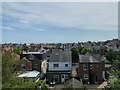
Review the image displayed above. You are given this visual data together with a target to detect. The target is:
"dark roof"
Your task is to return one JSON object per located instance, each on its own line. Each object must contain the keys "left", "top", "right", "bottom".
{"left": 20, "top": 54, "right": 43, "bottom": 60}
{"left": 79, "top": 55, "right": 101, "bottom": 63}
{"left": 49, "top": 51, "right": 71, "bottom": 62}
{"left": 64, "top": 78, "right": 83, "bottom": 89}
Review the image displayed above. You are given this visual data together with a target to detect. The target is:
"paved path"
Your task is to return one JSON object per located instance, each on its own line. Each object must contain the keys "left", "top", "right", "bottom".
{"left": 87, "top": 81, "right": 107, "bottom": 90}
{"left": 72, "top": 63, "right": 78, "bottom": 77}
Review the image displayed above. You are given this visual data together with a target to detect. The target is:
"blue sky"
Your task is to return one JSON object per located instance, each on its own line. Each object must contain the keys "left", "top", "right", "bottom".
{"left": 2, "top": 2, "right": 118, "bottom": 43}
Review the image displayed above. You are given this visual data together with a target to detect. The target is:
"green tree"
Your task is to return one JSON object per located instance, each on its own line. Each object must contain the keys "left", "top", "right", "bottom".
{"left": 13, "top": 48, "right": 20, "bottom": 54}
{"left": 78, "top": 46, "right": 92, "bottom": 55}
{"left": 106, "top": 49, "right": 117, "bottom": 63}
{"left": 71, "top": 48, "right": 79, "bottom": 63}
{"left": 105, "top": 70, "right": 120, "bottom": 89}
{"left": 2, "top": 52, "right": 49, "bottom": 89}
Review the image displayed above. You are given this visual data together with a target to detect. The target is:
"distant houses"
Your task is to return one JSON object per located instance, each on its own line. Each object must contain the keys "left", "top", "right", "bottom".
{"left": 2, "top": 39, "right": 120, "bottom": 88}
{"left": 16, "top": 48, "right": 49, "bottom": 79}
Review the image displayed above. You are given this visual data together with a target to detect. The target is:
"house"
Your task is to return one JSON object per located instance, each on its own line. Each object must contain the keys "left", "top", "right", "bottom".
{"left": 15, "top": 57, "right": 32, "bottom": 71}
{"left": 78, "top": 55, "right": 105, "bottom": 84}
{"left": 18, "top": 70, "right": 41, "bottom": 82}
{"left": 19, "top": 51, "right": 48, "bottom": 77}
{"left": 46, "top": 51, "right": 72, "bottom": 84}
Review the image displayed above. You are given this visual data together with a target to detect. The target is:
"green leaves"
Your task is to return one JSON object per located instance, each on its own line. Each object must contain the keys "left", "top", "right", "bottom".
{"left": 106, "top": 49, "right": 117, "bottom": 63}
{"left": 13, "top": 48, "right": 20, "bottom": 55}
{"left": 71, "top": 46, "right": 92, "bottom": 62}
{"left": 71, "top": 48, "right": 79, "bottom": 63}
{"left": 2, "top": 52, "right": 49, "bottom": 89}
{"left": 105, "top": 70, "right": 120, "bottom": 89}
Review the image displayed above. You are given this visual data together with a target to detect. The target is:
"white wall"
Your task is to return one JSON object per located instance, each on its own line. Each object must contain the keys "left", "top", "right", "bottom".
{"left": 41, "top": 60, "right": 47, "bottom": 74}
{"left": 48, "top": 62, "right": 71, "bottom": 71}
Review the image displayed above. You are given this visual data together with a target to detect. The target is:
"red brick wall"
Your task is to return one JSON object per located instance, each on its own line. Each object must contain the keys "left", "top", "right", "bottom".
{"left": 78, "top": 62, "right": 104, "bottom": 84}
{"left": 16, "top": 62, "right": 32, "bottom": 71}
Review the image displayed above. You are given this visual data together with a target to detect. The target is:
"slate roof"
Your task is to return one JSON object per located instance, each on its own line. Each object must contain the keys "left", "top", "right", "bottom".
{"left": 79, "top": 55, "right": 101, "bottom": 63}
{"left": 49, "top": 51, "right": 71, "bottom": 62}
{"left": 20, "top": 53, "right": 43, "bottom": 60}
{"left": 64, "top": 78, "right": 84, "bottom": 89}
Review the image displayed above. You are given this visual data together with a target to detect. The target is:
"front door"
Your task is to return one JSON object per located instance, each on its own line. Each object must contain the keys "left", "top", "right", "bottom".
{"left": 61, "top": 74, "right": 65, "bottom": 83}
{"left": 95, "top": 75, "right": 98, "bottom": 83}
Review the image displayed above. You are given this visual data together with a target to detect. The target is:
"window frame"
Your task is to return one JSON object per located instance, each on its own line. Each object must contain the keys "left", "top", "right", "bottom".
{"left": 53, "top": 63, "right": 59, "bottom": 67}
{"left": 83, "top": 64, "right": 88, "bottom": 70}
{"left": 84, "top": 74, "right": 89, "bottom": 79}
{"left": 65, "top": 64, "right": 68, "bottom": 67}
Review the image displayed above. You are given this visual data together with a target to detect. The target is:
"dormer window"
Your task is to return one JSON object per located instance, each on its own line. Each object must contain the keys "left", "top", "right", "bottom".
{"left": 65, "top": 64, "right": 68, "bottom": 67}
{"left": 54, "top": 64, "right": 59, "bottom": 67}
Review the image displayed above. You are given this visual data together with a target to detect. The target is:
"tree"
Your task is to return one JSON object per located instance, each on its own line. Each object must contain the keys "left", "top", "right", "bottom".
{"left": 71, "top": 48, "right": 79, "bottom": 63}
{"left": 106, "top": 49, "right": 117, "bottom": 63}
{"left": 2, "top": 52, "right": 49, "bottom": 89}
{"left": 78, "top": 46, "right": 92, "bottom": 55}
{"left": 13, "top": 48, "right": 20, "bottom": 54}
{"left": 105, "top": 70, "right": 120, "bottom": 89}
{"left": 2, "top": 52, "right": 50, "bottom": 89}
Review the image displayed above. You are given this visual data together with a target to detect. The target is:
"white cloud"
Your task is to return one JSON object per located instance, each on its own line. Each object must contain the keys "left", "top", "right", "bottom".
{"left": 2, "top": 2, "right": 118, "bottom": 31}
{"left": 2, "top": 26, "right": 16, "bottom": 31}
{"left": 19, "top": 20, "right": 30, "bottom": 24}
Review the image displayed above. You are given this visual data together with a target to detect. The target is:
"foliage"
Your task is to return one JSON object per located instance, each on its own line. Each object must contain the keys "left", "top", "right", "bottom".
{"left": 78, "top": 46, "right": 92, "bottom": 55}
{"left": 106, "top": 49, "right": 117, "bottom": 63}
{"left": 2, "top": 52, "right": 49, "bottom": 89}
{"left": 35, "top": 80, "right": 50, "bottom": 90}
{"left": 13, "top": 48, "right": 20, "bottom": 55}
{"left": 71, "top": 48, "right": 79, "bottom": 62}
{"left": 105, "top": 70, "right": 120, "bottom": 89}
{"left": 71, "top": 46, "right": 92, "bottom": 62}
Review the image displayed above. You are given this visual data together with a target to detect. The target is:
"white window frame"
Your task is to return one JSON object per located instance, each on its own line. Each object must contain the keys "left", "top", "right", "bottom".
{"left": 21, "top": 64, "right": 25, "bottom": 70}
{"left": 83, "top": 64, "right": 88, "bottom": 70}
{"left": 84, "top": 74, "right": 89, "bottom": 79}
{"left": 90, "top": 65, "right": 93, "bottom": 69}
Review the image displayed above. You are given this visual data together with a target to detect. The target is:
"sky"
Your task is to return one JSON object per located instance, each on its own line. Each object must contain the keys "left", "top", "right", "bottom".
{"left": 2, "top": 2, "right": 118, "bottom": 43}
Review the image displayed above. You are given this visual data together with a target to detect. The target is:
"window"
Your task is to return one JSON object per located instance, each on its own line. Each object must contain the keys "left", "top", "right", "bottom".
{"left": 84, "top": 74, "right": 88, "bottom": 79}
{"left": 54, "top": 75, "right": 59, "bottom": 83}
{"left": 65, "top": 75, "right": 68, "bottom": 79}
{"left": 83, "top": 64, "right": 88, "bottom": 70}
{"left": 65, "top": 64, "right": 68, "bottom": 67}
{"left": 47, "top": 63, "right": 49, "bottom": 67}
{"left": 21, "top": 64, "right": 25, "bottom": 70}
{"left": 54, "top": 64, "right": 59, "bottom": 67}
{"left": 34, "top": 64, "right": 38, "bottom": 69}
{"left": 90, "top": 65, "right": 93, "bottom": 69}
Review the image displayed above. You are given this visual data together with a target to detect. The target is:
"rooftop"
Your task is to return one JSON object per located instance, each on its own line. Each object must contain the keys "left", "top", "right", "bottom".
{"left": 49, "top": 51, "right": 71, "bottom": 62}
{"left": 64, "top": 78, "right": 83, "bottom": 89}
{"left": 79, "top": 55, "right": 101, "bottom": 63}
{"left": 18, "top": 70, "right": 40, "bottom": 78}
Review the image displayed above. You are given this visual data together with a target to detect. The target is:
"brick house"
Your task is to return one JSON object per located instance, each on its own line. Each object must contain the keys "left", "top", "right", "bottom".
{"left": 15, "top": 58, "right": 32, "bottom": 71}
{"left": 18, "top": 51, "right": 48, "bottom": 75}
{"left": 78, "top": 55, "right": 105, "bottom": 84}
